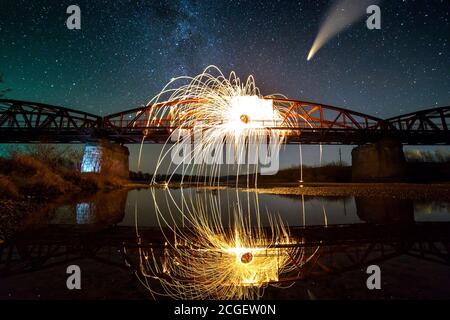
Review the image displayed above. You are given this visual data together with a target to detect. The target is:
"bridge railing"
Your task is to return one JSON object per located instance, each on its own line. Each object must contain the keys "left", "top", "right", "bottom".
{"left": 0, "top": 99, "right": 101, "bottom": 130}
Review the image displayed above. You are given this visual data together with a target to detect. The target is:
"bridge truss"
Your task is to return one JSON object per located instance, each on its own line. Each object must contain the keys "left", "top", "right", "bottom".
{"left": 0, "top": 99, "right": 101, "bottom": 143}
{"left": 1, "top": 98, "right": 449, "bottom": 145}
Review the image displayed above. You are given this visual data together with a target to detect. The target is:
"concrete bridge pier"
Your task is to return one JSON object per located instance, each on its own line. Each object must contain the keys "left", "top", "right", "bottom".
{"left": 351, "top": 139, "right": 407, "bottom": 182}
{"left": 81, "top": 139, "right": 129, "bottom": 179}
{"left": 355, "top": 197, "right": 414, "bottom": 224}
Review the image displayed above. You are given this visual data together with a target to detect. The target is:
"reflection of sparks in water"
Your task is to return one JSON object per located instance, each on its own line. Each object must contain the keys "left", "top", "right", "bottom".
{"left": 131, "top": 66, "right": 326, "bottom": 299}
{"left": 133, "top": 203, "right": 322, "bottom": 300}
{"left": 128, "top": 186, "right": 327, "bottom": 300}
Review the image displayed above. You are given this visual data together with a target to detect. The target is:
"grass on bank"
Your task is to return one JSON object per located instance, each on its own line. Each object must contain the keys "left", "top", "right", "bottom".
{"left": 0, "top": 145, "right": 125, "bottom": 201}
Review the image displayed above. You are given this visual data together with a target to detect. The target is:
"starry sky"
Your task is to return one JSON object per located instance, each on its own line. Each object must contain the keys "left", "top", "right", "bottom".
{"left": 1, "top": 0, "right": 449, "bottom": 171}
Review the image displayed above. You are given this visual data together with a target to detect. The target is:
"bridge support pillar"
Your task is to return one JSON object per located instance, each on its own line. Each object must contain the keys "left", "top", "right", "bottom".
{"left": 81, "top": 140, "right": 129, "bottom": 179}
{"left": 351, "top": 139, "right": 406, "bottom": 182}
{"left": 355, "top": 198, "right": 414, "bottom": 224}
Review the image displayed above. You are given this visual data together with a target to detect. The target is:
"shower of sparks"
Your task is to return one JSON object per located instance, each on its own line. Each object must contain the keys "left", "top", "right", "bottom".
{"left": 137, "top": 65, "right": 313, "bottom": 182}
{"left": 133, "top": 193, "right": 324, "bottom": 300}
{"left": 129, "top": 66, "right": 326, "bottom": 300}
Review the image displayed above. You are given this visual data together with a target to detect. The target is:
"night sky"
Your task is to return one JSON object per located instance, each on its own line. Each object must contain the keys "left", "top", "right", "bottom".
{"left": 1, "top": 0, "right": 449, "bottom": 171}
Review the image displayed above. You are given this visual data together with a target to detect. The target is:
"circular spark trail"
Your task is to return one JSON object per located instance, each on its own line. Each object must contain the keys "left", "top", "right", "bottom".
{"left": 129, "top": 66, "right": 327, "bottom": 300}
{"left": 136, "top": 195, "right": 323, "bottom": 300}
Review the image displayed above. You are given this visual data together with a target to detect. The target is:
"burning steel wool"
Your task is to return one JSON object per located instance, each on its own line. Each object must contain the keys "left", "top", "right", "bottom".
{"left": 139, "top": 66, "right": 300, "bottom": 181}
{"left": 128, "top": 66, "right": 326, "bottom": 300}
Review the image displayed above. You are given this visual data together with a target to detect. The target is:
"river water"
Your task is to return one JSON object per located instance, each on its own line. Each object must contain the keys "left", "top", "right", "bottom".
{"left": 28, "top": 188, "right": 450, "bottom": 227}
{"left": 1, "top": 187, "right": 450, "bottom": 299}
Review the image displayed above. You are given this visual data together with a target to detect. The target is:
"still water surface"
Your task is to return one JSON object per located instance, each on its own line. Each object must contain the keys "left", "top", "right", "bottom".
{"left": 43, "top": 188, "right": 450, "bottom": 227}
{"left": 1, "top": 187, "right": 450, "bottom": 299}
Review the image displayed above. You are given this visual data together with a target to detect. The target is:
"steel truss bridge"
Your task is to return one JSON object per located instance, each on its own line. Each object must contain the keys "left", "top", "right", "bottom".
{"left": 1, "top": 98, "right": 449, "bottom": 145}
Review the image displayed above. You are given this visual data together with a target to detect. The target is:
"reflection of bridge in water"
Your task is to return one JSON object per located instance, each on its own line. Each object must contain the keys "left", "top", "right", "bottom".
{"left": 1, "top": 222, "right": 449, "bottom": 280}
{"left": 1, "top": 190, "right": 449, "bottom": 297}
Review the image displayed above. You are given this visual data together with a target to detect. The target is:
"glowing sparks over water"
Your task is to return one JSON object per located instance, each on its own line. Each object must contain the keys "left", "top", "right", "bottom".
{"left": 142, "top": 65, "right": 300, "bottom": 182}
{"left": 130, "top": 66, "right": 326, "bottom": 300}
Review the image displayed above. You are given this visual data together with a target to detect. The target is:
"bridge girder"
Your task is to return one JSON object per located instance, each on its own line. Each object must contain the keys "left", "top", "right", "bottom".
{"left": 1, "top": 98, "right": 449, "bottom": 145}
{"left": 0, "top": 99, "right": 102, "bottom": 143}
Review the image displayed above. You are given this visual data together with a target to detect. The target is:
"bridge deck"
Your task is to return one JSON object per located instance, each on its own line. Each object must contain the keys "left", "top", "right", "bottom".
{"left": 1, "top": 99, "right": 449, "bottom": 145}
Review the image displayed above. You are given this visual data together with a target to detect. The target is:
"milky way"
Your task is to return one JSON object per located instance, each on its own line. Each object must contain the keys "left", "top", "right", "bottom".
{"left": 0, "top": 0, "right": 449, "bottom": 169}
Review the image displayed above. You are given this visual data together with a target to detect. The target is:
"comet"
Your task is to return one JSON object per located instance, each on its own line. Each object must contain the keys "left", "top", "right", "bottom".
{"left": 307, "top": 0, "right": 380, "bottom": 61}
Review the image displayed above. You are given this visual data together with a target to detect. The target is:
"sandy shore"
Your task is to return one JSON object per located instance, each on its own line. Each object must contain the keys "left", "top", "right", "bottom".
{"left": 241, "top": 183, "right": 450, "bottom": 201}
{"left": 131, "top": 181, "right": 450, "bottom": 201}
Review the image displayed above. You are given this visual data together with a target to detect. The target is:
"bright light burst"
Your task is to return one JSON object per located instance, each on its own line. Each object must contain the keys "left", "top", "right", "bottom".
{"left": 144, "top": 65, "right": 304, "bottom": 182}
{"left": 130, "top": 66, "right": 325, "bottom": 300}
{"left": 133, "top": 199, "right": 321, "bottom": 300}
{"left": 144, "top": 65, "right": 283, "bottom": 132}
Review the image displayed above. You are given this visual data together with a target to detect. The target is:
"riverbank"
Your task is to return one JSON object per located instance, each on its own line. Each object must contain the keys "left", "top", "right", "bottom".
{"left": 0, "top": 149, "right": 132, "bottom": 240}
{"left": 0, "top": 146, "right": 129, "bottom": 199}
{"left": 242, "top": 182, "right": 450, "bottom": 201}
{"left": 125, "top": 180, "right": 450, "bottom": 201}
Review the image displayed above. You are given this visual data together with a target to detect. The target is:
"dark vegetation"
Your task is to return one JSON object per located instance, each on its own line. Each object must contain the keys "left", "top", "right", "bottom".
{"left": 0, "top": 145, "right": 128, "bottom": 241}
{"left": 0, "top": 145, "right": 125, "bottom": 201}
{"left": 404, "top": 149, "right": 450, "bottom": 182}
{"left": 256, "top": 162, "right": 351, "bottom": 183}
{"left": 129, "top": 171, "right": 152, "bottom": 182}
{"left": 404, "top": 149, "right": 450, "bottom": 163}
{"left": 133, "top": 152, "right": 450, "bottom": 184}
{"left": 131, "top": 162, "right": 352, "bottom": 184}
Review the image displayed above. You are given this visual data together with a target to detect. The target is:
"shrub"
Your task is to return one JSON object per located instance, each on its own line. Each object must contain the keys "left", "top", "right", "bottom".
{"left": 0, "top": 175, "right": 19, "bottom": 199}
{"left": 0, "top": 154, "right": 71, "bottom": 197}
{"left": 0, "top": 146, "right": 125, "bottom": 199}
